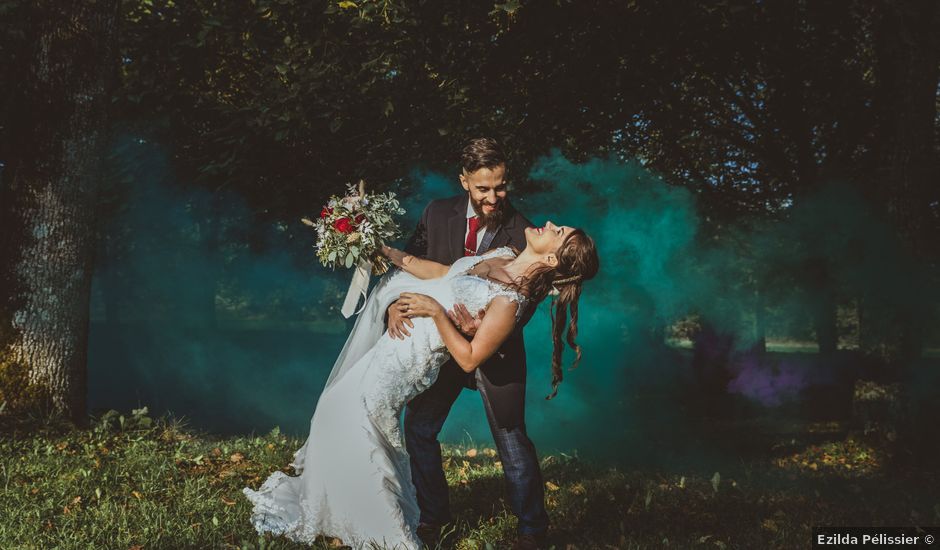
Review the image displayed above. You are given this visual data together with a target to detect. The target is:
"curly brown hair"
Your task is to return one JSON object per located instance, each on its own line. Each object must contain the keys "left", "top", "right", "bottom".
{"left": 510, "top": 229, "right": 600, "bottom": 399}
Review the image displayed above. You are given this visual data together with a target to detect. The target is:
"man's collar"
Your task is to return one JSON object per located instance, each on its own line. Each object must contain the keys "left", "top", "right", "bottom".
{"left": 465, "top": 197, "right": 476, "bottom": 219}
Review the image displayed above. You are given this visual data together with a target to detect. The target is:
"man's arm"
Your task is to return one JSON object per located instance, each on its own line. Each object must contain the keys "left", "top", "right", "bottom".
{"left": 397, "top": 292, "right": 518, "bottom": 373}
{"left": 432, "top": 296, "right": 518, "bottom": 372}
{"left": 403, "top": 202, "right": 431, "bottom": 257}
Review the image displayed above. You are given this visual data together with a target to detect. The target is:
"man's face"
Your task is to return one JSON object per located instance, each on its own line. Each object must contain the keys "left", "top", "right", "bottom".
{"left": 460, "top": 164, "right": 508, "bottom": 229}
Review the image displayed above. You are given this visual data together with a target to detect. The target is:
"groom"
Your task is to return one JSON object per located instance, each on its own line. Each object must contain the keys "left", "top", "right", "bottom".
{"left": 388, "top": 138, "right": 549, "bottom": 549}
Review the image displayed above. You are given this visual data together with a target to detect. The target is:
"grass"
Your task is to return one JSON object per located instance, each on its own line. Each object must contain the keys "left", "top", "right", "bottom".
{"left": 1, "top": 408, "right": 938, "bottom": 550}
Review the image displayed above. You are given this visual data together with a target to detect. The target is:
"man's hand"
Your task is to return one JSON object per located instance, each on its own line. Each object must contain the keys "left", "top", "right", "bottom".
{"left": 387, "top": 300, "right": 414, "bottom": 340}
{"left": 446, "top": 303, "right": 486, "bottom": 338}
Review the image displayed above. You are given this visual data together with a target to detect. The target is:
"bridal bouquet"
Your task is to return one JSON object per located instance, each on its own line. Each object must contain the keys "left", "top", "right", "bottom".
{"left": 302, "top": 181, "right": 405, "bottom": 317}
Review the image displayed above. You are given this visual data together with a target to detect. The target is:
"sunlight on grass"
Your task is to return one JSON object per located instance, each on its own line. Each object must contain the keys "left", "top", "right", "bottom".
{"left": 1, "top": 409, "right": 937, "bottom": 549}
{"left": 773, "top": 436, "right": 886, "bottom": 477}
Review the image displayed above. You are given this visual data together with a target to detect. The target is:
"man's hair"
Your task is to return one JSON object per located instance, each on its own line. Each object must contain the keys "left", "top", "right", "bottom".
{"left": 461, "top": 138, "right": 506, "bottom": 173}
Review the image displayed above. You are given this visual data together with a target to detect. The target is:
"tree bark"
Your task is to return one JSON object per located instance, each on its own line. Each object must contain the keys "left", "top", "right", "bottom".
{"left": 873, "top": 0, "right": 939, "bottom": 254}
{"left": 0, "top": 0, "right": 118, "bottom": 422}
{"left": 865, "top": 0, "right": 939, "bottom": 368}
{"left": 753, "top": 285, "right": 767, "bottom": 354}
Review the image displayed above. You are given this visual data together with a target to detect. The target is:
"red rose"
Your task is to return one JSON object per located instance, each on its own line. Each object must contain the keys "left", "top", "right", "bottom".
{"left": 320, "top": 207, "right": 333, "bottom": 219}
{"left": 354, "top": 214, "right": 366, "bottom": 225}
{"left": 332, "top": 217, "right": 353, "bottom": 234}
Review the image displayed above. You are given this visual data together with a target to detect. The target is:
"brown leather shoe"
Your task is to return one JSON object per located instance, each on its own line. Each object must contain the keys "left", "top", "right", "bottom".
{"left": 512, "top": 533, "right": 548, "bottom": 550}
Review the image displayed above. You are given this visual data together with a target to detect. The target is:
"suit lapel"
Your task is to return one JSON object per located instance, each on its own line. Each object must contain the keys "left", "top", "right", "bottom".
{"left": 478, "top": 228, "right": 499, "bottom": 254}
{"left": 479, "top": 207, "right": 518, "bottom": 253}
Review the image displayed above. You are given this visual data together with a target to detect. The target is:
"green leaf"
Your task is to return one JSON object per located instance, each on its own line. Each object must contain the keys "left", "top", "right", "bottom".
{"left": 338, "top": 1, "right": 358, "bottom": 8}
{"left": 330, "top": 117, "right": 343, "bottom": 133}
{"left": 345, "top": 253, "right": 354, "bottom": 268}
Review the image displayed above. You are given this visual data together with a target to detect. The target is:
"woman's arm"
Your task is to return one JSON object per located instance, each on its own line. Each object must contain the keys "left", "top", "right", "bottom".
{"left": 397, "top": 293, "right": 518, "bottom": 373}
{"left": 381, "top": 245, "right": 449, "bottom": 280}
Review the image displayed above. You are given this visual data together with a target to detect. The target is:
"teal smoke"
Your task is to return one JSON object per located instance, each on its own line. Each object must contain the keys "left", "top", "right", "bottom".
{"left": 89, "top": 142, "right": 938, "bottom": 469}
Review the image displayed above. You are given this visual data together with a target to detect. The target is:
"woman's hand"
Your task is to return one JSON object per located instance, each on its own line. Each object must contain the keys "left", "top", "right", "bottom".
{"left": 397, "top": 292, "right": 445, "bottom": 320}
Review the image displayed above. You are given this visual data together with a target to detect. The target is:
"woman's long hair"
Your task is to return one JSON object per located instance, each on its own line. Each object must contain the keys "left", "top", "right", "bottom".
{"left": 513, "top": 229, "right": 600, "bottom": 399}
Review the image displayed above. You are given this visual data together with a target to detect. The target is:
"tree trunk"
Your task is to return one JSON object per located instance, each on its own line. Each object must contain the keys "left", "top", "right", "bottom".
{"left": 753, "top": 286, "right": 767, "bottom": 354}
{"left": 814, "top": 294, "right": 838, "bottom": 356}
{"left": 803, "top": 257, "right": 838, "bottom": 356}
{"left": 873, "top": 0, "right": 939, "bottom": 255}
{"left": 0, "top": 1, "right": 118, "bottom": 422}
{"left": 867, "top": 0, "right": 939, "bottom": 368}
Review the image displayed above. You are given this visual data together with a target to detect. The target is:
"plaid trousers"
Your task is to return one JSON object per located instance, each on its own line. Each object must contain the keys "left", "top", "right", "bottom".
{"left": 403, "top": 367, "right": 549, "bottom": 535}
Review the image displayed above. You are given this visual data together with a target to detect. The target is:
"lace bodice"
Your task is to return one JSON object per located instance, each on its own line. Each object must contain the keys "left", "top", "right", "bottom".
{"left": 446, "top": 247, "right": 529, "bottom": 323}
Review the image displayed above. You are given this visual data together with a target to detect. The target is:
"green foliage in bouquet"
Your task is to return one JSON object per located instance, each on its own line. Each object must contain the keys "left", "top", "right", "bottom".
{"left": 303, "top": 182, "right": 405, "bottom": 273}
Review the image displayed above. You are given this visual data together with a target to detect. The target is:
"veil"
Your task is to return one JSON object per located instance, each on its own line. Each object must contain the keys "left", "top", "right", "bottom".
{"left": 321, "top": 267, "right": 422, "bottom": 391}
{"left": 289, "top": 267, "right": 423, "bottom": 474}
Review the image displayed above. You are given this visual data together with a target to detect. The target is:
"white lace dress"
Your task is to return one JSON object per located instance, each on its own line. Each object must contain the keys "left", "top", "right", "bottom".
{"left": 243, "top": 247, "right": 527, "bottom": 549}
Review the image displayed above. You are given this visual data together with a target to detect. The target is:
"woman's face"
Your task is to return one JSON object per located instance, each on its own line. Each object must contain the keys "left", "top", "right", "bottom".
{"left": 525, "top": 221, "right": 575, "bottom": 257}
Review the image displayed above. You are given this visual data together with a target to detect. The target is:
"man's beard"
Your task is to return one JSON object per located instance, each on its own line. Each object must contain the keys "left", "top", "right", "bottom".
{"left": 471, "top": 197, "right": 510, "bottom": 231}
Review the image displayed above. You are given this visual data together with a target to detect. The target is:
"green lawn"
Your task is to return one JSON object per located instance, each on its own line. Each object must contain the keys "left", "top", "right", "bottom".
{"left": 1, "top": 409, "right": 937, "bottom": 549}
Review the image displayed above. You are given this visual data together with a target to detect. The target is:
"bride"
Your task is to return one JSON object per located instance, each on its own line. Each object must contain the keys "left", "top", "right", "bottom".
{"left": 243, "top": 221, "right": 599, "bottom": 548}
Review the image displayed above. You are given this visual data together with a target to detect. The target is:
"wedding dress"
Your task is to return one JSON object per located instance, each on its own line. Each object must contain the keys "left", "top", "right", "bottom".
{"left": 243, "top": 247, "right": 527, "bottom": 549}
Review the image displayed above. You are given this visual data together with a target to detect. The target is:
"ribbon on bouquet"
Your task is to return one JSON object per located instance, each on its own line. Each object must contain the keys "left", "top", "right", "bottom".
{"left": 340, "top": 258, "right": 372, "bottom": 318}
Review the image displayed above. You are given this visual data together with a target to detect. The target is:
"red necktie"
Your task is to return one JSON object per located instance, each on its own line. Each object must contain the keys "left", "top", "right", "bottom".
{"left": 464, "top": 216, "right": 481, "bottom": 256}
